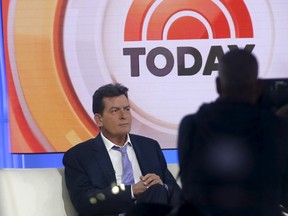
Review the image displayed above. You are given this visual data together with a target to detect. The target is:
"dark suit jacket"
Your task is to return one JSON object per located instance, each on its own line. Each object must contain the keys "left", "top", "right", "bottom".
{"left": 63, "top": 133, "right": 180, "bottom": 216}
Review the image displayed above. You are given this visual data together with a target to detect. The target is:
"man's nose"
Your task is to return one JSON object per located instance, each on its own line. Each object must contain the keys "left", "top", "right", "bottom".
{"left": 119, "top": 109, "right": 126, "bottom": 118}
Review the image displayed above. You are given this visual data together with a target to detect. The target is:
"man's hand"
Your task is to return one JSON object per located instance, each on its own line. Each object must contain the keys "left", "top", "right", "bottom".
{"left": 140, "top": 173, "right": 163, "bottom": 187}
{"left": 132, "top": 173, "right": 163, "bottom": 197}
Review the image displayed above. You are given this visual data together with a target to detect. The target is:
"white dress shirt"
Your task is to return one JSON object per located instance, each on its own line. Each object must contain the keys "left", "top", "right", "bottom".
{"left": 101, "top": 132, "right": 142, "bottom": 185}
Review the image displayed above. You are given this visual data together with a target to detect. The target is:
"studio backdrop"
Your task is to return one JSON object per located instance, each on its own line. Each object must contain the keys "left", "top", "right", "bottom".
{"left": 2, "top": 0, "right": 288, "bottom": 153}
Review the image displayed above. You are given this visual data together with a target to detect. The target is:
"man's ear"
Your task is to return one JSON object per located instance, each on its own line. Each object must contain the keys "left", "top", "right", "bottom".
{"left": 94, "top": 114, "right": 103, "bottom": 128}
{"left": 216, "top": 77, "right": 222, "bottom": 95}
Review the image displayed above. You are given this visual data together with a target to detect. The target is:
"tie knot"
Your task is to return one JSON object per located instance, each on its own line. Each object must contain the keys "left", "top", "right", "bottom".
{"left": 112, "top": 145, "right": 128, "bottom": 154}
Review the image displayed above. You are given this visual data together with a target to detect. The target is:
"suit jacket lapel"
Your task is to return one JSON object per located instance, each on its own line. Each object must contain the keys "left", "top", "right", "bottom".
{"left": 92, "top": 135, "right": 117, "bottom": 184}
{"left": 130, "top": 135, "right": 148, "bottom": 175}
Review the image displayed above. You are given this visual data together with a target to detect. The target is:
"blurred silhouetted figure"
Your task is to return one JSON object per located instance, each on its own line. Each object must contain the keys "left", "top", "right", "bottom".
{"left": 177, "top": 49, "right": 288, "bottom": 216}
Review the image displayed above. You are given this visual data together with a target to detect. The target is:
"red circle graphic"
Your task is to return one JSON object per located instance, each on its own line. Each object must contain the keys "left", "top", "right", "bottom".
{"left": 124, "top": 0, "right": 253, "bottom": 41}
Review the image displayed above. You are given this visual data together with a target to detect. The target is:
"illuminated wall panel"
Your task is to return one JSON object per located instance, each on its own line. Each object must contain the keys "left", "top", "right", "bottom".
{"left": 2, "top": 0, "right": 288, "bottom": 153}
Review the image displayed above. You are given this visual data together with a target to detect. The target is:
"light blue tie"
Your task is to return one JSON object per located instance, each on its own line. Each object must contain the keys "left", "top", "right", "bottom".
{"left": 113, "top": 145, "right": 135, "bottom": 185}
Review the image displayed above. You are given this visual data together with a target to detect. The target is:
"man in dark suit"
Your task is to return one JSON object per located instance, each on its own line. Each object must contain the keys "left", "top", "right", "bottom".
{"left": 63, "top": 83, "right": 181, "bottom": 216}
{"left": 177, "top": 49, "right": 288, "bottom": 216}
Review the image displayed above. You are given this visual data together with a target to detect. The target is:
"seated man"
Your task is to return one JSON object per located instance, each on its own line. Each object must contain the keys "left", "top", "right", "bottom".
{"left": 63, "top": 83, "right": 181, "bottom": 216}
{"left": 177, "top": 49, "right": 288, "bottom": 216}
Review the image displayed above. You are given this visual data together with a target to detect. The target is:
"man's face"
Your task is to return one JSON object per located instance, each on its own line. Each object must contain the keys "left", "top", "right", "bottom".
{"left": 95, "top": 95, "right": 132, "bottom": 140}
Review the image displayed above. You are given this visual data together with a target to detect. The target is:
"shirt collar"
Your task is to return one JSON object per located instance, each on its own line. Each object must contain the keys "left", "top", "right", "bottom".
{"left": 100, "top": 132, "right": 132, "bottom": 151}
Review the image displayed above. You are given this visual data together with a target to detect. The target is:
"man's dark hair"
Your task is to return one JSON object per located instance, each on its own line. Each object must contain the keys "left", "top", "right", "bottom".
{"left": 218, "top": 49, "right": 258, "bottom": 97}
{"left": 92, "top": 83, "right": 129, "bottom": 115}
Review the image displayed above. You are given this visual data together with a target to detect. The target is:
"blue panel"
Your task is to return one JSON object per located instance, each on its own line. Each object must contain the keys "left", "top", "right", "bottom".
{"left": 0, "top": 2, "right": 9, "bottom": 168}
{"left": 162, "top": 149, "right": 178, "bottom": 164}
{"left": 0, "top": 3, "right": 23, "bottom": 168}
{"left": 12, "top": 149, "right": 178, "bottom": 168}
{"left": 20, "top": 153, "right": 65, "bottom": 168}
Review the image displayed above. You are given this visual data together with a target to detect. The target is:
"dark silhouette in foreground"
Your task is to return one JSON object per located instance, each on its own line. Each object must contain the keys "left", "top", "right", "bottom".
{"left": 177, "top": 49, "right": 288, "bottom": 216}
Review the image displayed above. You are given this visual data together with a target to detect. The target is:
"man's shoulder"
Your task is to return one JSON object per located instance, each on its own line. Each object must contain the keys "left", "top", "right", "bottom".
{"left": 179, "top": 113, "right": 199, "bottom": 131}
{"left": 179, "top": 102, "right": 211, "bottom": 125}
{"left": 64, "top": 137, "right": 98, "bottom": 155}
{"left": 129, "top": 133, "right": 156, "bottom": 142}
{"left": 129, "top": 134, "right": 160, "bottom": 149}
{"left": 181, "top": 113, "right": 198, "bottom": 122}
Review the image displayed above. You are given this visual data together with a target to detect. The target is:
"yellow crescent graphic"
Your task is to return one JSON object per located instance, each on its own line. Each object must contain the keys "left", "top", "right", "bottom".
{"left": 12, "top": 0, "right": 98, "bottom": 152}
